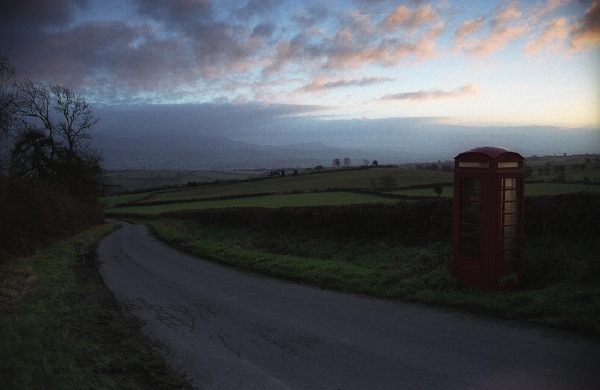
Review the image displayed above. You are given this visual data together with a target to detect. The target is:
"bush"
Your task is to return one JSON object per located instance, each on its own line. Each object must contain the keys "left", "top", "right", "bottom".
{"left": 0, "top": 178, "right": 104, "bottom": 260}
{"left": 164, "top": 198, "right": 453, "bottom": 245}
{"left": 161, "top": 192, "right": 600, "bottom": 288}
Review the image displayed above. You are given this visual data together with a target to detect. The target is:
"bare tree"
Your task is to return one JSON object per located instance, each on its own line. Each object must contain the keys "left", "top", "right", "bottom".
{"left": 343, "top": 157, "right": 351, "bottom": 168}
{"left": 0, "top": 54, "right": 16, "bottom": 172}
{"left": 0, "top": 54, "right": 15, "bottom": 139}
{"left": 11, "top": 80, "right": 101, "bottom": 197}
{"left": 14, "top": 80, "right": 98, "bottom": 164}
{"left": 363, "top": 159, "right": 369, "bottom": 167}
{"left": 332, "top": 158, "right": 341, "bottom": 168}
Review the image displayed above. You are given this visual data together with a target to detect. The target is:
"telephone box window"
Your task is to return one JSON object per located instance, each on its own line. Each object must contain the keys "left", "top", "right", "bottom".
{"left": 459, "top": 162, "right": 489, "bottom": 168}
{"left": 498, "top": 162, "right": 519, "bottom": 168}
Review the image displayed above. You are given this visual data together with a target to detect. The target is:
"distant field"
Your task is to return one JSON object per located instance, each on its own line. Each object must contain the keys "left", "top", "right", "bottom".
{"left": 100, "top": 192, "right": 151, "bottom": 208}
{"left": 142, "top": 168, "right": 453, "bottom": 203}
{"left": 105, "top": 191, "right": 399, "bottom": 214}
{"left": 102, "top": 165, "right": 600, "bottom": 215}
{"left": 101, "top": 169, "right": 264, "bottom": 192}
{"left": 526, "top": 155, "right": 600, "bottom": 182}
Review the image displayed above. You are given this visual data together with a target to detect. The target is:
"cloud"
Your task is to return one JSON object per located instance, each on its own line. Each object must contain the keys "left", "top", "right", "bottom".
{"left": 94, "top": 102, "right": 330, "bottom": 138}
{"left": 530, "top": 0, "right": 572, "bottom": 22}
{"left": 298, "top": 76, "right": 394, "bottom": 92}
{"left": 133, "top": 0, "right": 213, "bottom": 30}
{"left": 570, "top": 0, "right": 600, "bottom": 49}
{"left": 293, "top": 5, "right": 331, "bottom": 28}
{"left": 380, "top": 5, "right": 439, "bottom": 31}
{"left": 524, "top": 17, "right": 570, "bottom": 53}
{"left": 491, "top": 1, "right": 522, "bottom": 28}
{"left": 1, "top": 0, "right": 596, "bottom": 110}
{"left": 233, "top": 0, "right": 283, "bottom": 20}
{"left": 0, "top": 0, "right": 85, "bottom": 27}
{"left": 453, "top": 2, "right": 527, "bottom": 56}
{"left": 468, "top": 25, "right": 527, "bottom": 55}
{"left": 454, "top": 17, "right": 485, "bottom": 46}
{"left": 380, "top": 83, "right": 479, "bottom": 101}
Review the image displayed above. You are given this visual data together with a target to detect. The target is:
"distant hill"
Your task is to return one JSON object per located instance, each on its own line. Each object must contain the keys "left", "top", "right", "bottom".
{"left": 92, "top": 134, "right": 394, "bottom": 170}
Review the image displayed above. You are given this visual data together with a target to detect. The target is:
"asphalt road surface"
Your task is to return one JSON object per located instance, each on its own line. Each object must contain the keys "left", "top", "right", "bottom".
{"left": 97, "top": 221, "right": 600, "bottom": 390}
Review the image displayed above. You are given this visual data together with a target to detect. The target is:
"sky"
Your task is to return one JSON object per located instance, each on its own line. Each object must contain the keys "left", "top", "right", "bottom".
{"left": 1, "top": 0, "right": 599, "bottom": 162}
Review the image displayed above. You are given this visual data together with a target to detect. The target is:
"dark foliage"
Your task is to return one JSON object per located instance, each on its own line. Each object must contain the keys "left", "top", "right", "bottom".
{"left": 160, "top": 192, "right": 600, "bottom": 286}
{"left": 524, "top": 191, "right": 600, "bottom": 245}
{"left": 164, "top": 198, "right": 454, "bottom": 245}
{"left": 162, "top": 192, "right": 600, "bottom": 245}
{"left": 0, "top": 178, "right": 104, "bottom": 260}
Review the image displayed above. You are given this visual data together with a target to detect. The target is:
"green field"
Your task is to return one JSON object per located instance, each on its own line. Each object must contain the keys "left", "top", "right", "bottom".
{"left": 139, "top": 168, "right": 453, "bottom": 203}
{"left": 103, "top": 166, "right": 600, "bottom": 215}
{"left": 106, "top": 191, "right": 400, "bottom": 214}
{"left": 101, "top": 168, "right": 264, "bottom": 192}
{"left": 526, "top": 155, "right": 600, "bottom": 182}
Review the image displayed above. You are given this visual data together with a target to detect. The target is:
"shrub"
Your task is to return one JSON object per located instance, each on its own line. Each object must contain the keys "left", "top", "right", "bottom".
{"left": 0, "top": 178, "right": 104, "bottom": 260}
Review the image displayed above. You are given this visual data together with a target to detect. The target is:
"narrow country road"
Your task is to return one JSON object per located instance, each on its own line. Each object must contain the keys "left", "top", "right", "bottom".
{"left": 97, "top": 221, "right": 600, "bottom": 390}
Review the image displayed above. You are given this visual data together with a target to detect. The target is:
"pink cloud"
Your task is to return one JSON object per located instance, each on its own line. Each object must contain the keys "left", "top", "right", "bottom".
{"left": 380, "top": 5, "right": 439, "bottom": 31}
{"left": 468, "top": 25, "right": 527, "bottom": 56}
{"left": 491, "top": 2, "right": 522, "bottom": 28}
{"left": 323, "top": 19, "right": 444, "bottom": 69}
{"left": 524, "top": 17, "right": 569, "bottom": 54}
{"left": 454, "top": 2, "right": 527, "bottom": 56}
{"left": 299, "top": 76, "right": 394, "bottom": 93}
{"left": 530, "top": 0, "right": 572, "bottom": 22}
{"left": 380, "top": 83, "right": 479, "bottom": 101}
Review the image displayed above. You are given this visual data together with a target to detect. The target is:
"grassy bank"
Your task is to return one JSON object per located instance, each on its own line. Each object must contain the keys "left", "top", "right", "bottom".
{"left": 143, "top": 193, "right": 600, "bottom": 334}
{"left": 149, "top": 218, "right": 599, "bottom": 333}
{"left": 0, "top": 224, "right": 191, "bottom": 390}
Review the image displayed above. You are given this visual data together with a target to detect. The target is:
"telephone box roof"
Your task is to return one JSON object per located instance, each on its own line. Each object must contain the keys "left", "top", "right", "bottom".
{"left": 455, "top": 146, "right": 522, "bottom": 160}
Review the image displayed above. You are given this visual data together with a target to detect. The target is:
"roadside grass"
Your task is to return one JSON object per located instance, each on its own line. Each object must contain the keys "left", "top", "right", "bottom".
{"left": 147, "top": 218, "right": 600, "bottom": 334}
{"left": 0, "top": 224, "right": 191, "bottom": 390}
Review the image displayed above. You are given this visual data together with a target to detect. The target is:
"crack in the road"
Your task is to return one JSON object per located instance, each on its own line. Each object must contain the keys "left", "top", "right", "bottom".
{"left": 217, "top": 332, "right": 241, "bottom": 357}
{"left": 122, "top": 297, "right": 217, "bottom": 334}
{"left": 254, "top": 324, "right": 320, "bottom": 360}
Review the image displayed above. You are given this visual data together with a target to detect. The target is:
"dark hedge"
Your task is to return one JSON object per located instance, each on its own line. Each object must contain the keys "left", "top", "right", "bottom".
{"left": 0, "top": 178, "right": 105, "bottom": 260}
{"left": 162, "top": 192, "right": 600, "bottom": 247}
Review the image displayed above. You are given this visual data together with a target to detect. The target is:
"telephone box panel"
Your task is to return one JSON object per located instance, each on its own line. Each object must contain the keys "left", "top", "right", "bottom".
{"left": 453, "top": 147, "right": 524, "bottom": 290}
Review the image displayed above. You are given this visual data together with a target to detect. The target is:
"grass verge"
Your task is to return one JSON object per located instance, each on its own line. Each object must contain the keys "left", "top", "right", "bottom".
{"left": 147, "top": 217, "right": 600, "bottom": 334}
{"left": 0, "top": 223, "right": 192, "bottom": 390}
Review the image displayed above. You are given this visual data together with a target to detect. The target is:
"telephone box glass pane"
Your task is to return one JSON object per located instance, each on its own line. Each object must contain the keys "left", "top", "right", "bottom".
{"left": 459, "top": 178, "right": 486, "bottom": 263}
{"left": 500, "top": 177, "right": 522, "bottom": 273}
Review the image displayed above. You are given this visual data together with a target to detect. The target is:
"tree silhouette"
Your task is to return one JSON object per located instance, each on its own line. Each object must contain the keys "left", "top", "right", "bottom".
{"left": 378, "top": 175, "right": 397, "bottom": 194}
{"left": 434, "top": 183, "right": 443, "bottom": 197}
{"left": 10, "top": 80, "right": 101, "bottom": 198}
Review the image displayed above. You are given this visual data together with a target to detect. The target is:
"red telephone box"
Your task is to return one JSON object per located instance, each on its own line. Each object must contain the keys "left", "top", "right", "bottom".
{"left": 453, "top": 147, "right": 524, "bottom": 290}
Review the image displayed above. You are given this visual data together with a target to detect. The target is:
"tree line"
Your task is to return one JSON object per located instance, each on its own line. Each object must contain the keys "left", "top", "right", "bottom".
{"left": 1, "top": 54, "right": 104, "bottom": 259}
